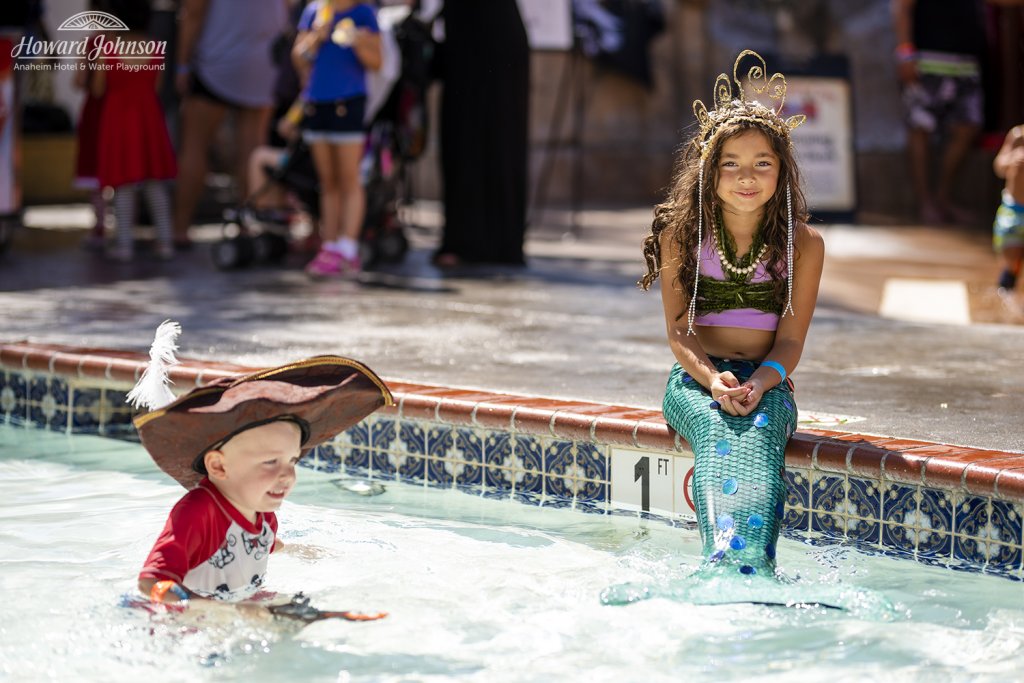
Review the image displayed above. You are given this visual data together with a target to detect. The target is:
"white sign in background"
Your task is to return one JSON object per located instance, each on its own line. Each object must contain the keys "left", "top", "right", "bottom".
{"left": 516, "top": 0, "right": 573, "bottom": 51}
{"left": 784, "top": 76, "right": 856, "bottom": 213}
{"left": 610, "top": 447, "right": 695, "bottom": 518}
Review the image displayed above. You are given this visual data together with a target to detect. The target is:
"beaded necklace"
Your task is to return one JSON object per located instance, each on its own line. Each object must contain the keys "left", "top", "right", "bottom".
{"left": 713, "top": 210, "right": 766, "bottom": 282}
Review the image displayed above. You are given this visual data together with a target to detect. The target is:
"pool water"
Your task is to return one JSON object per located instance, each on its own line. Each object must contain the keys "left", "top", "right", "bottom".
{"left": 2, "top": 425, "right": 1024, "bottom": 682}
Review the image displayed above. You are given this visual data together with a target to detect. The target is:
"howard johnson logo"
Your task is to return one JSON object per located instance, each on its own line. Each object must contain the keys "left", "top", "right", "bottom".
{"left": 11, "top": 11, "right": 166, "bottom": 71}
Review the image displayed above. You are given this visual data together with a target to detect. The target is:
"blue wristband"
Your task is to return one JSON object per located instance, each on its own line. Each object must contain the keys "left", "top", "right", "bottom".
{"left": 169, "top": 583, "right": 190, "bottom": 601}
{"left": 761, "top": 360, "right": 786, "bottom": 382}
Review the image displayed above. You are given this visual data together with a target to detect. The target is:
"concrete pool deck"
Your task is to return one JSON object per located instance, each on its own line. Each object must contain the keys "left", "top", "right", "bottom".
{"left": 0, "top": 201, "right": 1022, "bottom": 457}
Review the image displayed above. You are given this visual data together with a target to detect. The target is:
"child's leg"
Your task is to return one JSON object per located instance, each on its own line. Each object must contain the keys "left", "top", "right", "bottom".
{"left": 310, "top": 140, "right": 340, "bottom": 244}
{"left": 334, "top": 140, "right": 365, "bottom": 261}
{"left": 142, "top": 180, "right": 174, "bottom": 258}
{"left": 111, "top": 183, "right": 137, "bottom": 261}
{"left": 91, "top": 189, "right": 106, "bottom": 237}
{"left": 998, "top": 246, "right": 1023, "bottom": 291}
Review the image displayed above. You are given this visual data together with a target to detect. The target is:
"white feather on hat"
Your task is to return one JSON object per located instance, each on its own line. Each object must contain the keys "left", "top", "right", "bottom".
{"left": 126, "top": 319, "right": 181, "bottom": 411}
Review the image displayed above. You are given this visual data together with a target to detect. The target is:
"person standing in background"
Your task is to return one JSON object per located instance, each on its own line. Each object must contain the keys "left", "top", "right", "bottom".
{"left": 891, "top": 0, "right": 986, "bottom": 225}
{"left": 172, "top": 0, "right": 288, "bottom": 248}
{"left": 433, "top": 0, "right": 530, "bottom": 268}
{"left": 293, "top": 0, "right": 381, "bottom": 278}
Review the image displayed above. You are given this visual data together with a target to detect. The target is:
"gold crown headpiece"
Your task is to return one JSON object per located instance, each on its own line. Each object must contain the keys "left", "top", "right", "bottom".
{"left": 692, "top": 50, "right": 805, "bottom": 159}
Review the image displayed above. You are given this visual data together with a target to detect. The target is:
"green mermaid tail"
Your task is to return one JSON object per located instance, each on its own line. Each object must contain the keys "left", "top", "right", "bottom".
{"left": 662, "top": 359, "right": 797, "bottom": 577}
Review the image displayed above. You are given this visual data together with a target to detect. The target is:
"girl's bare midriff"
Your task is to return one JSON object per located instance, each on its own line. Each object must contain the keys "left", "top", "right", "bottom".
{"left": 694, "top": 325, "right": 775, "bottom": 361}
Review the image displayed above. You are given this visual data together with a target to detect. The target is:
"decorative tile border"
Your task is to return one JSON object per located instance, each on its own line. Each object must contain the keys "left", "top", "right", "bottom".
{"left": 1, "top": 341, "right": 1022, "bottom": 580}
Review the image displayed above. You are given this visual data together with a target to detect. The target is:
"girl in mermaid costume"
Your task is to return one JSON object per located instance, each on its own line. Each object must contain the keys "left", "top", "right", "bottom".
{"left": 639, "top": 51, "right": 825, "bottom": 578}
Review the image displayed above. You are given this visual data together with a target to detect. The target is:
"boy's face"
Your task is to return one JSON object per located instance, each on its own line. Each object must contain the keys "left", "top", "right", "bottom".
{"left": 204, "top": 420, "right": 303, "bottom": 522}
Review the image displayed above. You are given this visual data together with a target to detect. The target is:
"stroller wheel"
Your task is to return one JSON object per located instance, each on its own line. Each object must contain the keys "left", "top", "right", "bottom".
{"left": 376, "top": 230, "right": 409, "bottom": 263}
{"left": 252, "top": 232, "right": 289, "bottom": 265}
{"left": 358, "top": 239, "right": 377, "bottom": 267}
{"left": 211, "top": 235, "right": 255, "bottom": 270}
{"left": 0, "top": 216, "right": 18, "bottom": 256}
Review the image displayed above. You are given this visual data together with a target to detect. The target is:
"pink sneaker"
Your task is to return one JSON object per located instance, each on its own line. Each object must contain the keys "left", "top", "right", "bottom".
{"left": 305, "top": 249, "right": 342, "bottom": 277}
{"left": 304, "top": 250, "right": 361, "bottom": 278}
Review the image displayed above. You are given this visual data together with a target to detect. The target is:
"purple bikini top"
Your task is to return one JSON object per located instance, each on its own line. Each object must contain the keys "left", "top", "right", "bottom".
{"left": 694, "top": 240, "right": 781, "bottom": 332}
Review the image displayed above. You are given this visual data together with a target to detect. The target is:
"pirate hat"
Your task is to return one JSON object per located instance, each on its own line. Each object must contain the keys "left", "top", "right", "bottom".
{"left": 133, "top": 356, "right": 393, "bottom": 489}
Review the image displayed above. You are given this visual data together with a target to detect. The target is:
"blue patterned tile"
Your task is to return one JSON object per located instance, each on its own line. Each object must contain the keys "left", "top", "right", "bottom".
{"left": 454, "top": 428, "right": 484, "bottom": 463}
{"left": 397, "top": 453, "right": 426, "bottom": 484}
{"left": 27, "top": 376, "right": 48, "bottom": 428}
{"left": 398, "top": 421, "right": 427, "bottom": 456}
{"left": 514, "top": 468, "right": 543, "bottom": 495}
{"left": 992, "top": 500, "right": 1024, "bottom": 547}
{"left": 846, "top": 517, "right": 880, "bottom": 544}
{"left": 847, "top": 477, "right": 881, "bottom": 521}
{"left": 910, "top": 488, "right": 953, "bottom": 560}
{"left": 514, "top": 435, "right": 543, "bottom": 472}
{"left": 919, "top": 488, "right": 954, "bottom": 535}
{"left": 313, "top": 442, "right": 341, "bottom": 473}
{"left": 371, "top": 451, "right": 397, "bottom": 480}
{"left": 484, "top": 432, "right": 513, "bottom": 468}
{"left": 425, "top": 458, "right": 454, "bottom": 487}
{"left": 29, "top": 377, "right": 69, "bottom": 432}
{"left": 881, "top": 522, "right": 917, "bottom": 554}
{"left": 544, "top": 440, "right": 575, "bottom": 477}
{"left": 371, "top": 418, "right": 397, "bottom": 452}
{"left": 454, "top": 460, "right": 483, "bottom": 487}
{"left": 483, "top": 432, "right": 513, "bottom": 490}
{"left": 344, "top": 440, "right": 372, "bottom": 473}
{"left": 811, "top": 473, "right": 846, "bottom": 513}
{"left": 955, "top": 498, "right": 1022, "bottom": 571}
{"left": 101, "top": 389, "right": 134, "bottom": 435}
{"left": 576, "top": 479, "right": 607, "bottom": 503}
{"left": 481, "top": 489, "right": 510, "bottom": 501}
{"left": 883, "top": 483, "right": 918, "bottom": 525}
{"left": 784, "top": 469, "right": 810, "bottom": 512}
{"left": 810, "top": 473, "right": 846, "bottom": 536}
{"left": 70, "top": 386, "right": 102, "bottom": 433}
{"left": 542, "top": 497, "right": 574, "bottom": 510}
{"left": 782, "top": 507, "right": 808, "bottom": 532}
{"left": 339, "top": 421, "right": 370, "bottom": 450}
{"left": 428, "top": 425, "right": 454, "bottom": 458}
{"left": 576, "top": 442, "right": 607, "bottom": 481}
{"left": 917, "top": 529, "right": 952, "bottom": 560}
{"left": 811, "top": 511, "right": 846, "bottom": 536}
{"left": 955, "top": 496, "right": 988, "bottom": 536}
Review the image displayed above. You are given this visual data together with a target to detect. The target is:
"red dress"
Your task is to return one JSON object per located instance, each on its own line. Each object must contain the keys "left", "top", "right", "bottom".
{"left": 73, "top": 34, "right": 104, "bottom": 189}
{"left": 96, "top": 57, "right": 177, "bottom": 189}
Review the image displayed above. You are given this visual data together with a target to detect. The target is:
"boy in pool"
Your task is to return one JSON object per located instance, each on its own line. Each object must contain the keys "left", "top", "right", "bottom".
{"left": 132, "top": 354, "right": 392, "bottom": 607}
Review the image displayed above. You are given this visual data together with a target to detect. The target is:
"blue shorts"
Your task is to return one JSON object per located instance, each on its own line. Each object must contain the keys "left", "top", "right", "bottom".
{"left": 301, "top": 96, "right": 366, "bottom": 145}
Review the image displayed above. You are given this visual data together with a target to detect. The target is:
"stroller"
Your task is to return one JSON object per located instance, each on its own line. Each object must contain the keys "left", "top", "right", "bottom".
{"left": 211, "top": 6, "right": 434, "bottom": 271}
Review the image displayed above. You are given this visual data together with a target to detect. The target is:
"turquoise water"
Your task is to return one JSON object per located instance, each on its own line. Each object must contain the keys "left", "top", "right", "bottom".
{"left": 1, "top": 425, "right": 1023, "bottom": 682}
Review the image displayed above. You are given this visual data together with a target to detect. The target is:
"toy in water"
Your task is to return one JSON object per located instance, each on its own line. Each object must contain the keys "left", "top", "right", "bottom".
{"left": 121, "top": 591, "right": 387, "bottom": 623}
{"left": 267, "top": 592, "right": 388, "bottom": 623}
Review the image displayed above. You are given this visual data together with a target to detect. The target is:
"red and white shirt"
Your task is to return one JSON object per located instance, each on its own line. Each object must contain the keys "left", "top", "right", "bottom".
{"left": 140, "top": 478, "right": 278, "bottom": 600}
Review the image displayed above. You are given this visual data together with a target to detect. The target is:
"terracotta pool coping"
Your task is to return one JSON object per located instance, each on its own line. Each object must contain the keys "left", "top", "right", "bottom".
{"left": 3, "top": 340, "right": 1023, "bottom": 502}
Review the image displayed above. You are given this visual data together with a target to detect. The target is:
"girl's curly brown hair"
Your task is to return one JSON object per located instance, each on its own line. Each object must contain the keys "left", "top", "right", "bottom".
{"left": 639, "top": 105, "right": 809, "bottom": 322}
